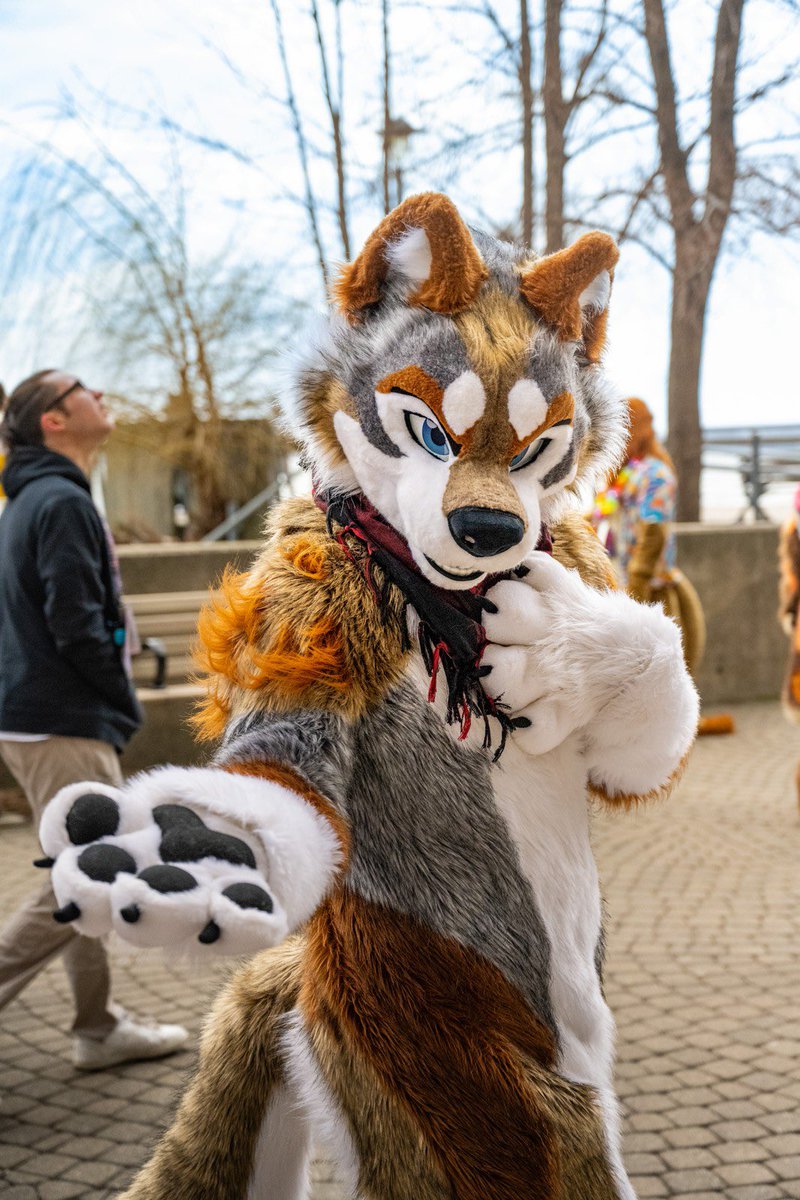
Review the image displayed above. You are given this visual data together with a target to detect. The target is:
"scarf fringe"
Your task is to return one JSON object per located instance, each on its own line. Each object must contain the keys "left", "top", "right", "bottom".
{"left": 418, "top": 624, "right": 515, "bottom": 761}
{"left": 323, "top": 493, "right": 515, "bottom": 759}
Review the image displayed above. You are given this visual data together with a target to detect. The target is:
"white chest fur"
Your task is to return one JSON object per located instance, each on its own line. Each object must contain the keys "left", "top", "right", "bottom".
{"left": 405, "top": 652, "right": 634, "bottom": 1198}
{"left": 406, "top": 651, "right": 614, "bottom": 1089}
{"left": 492, "top": 735, "right": 615, "bottom": 1088}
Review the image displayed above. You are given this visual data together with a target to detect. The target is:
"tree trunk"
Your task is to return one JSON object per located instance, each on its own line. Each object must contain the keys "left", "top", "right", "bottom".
{"left": 667, "top": 240, "right": 713, "bottom": 522}
{"left": 643, "top": 0, "right": 745, "bottom": 524}
{"left": 382, "top": 0, "right": 391, "bottom": 216}
{"left": 519, "top": 0, "right": 534, "bottom": 247}
{"left": 543, "top": 0, "right": 566, "bottom": 253}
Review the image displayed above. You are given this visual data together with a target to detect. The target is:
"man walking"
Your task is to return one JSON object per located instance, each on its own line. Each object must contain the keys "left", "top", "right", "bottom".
{"left": 0, "top": 370, "right": 188, "bottom": 1069}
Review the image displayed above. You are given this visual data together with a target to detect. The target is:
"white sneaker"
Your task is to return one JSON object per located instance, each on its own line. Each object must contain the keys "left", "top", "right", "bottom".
{"left": 72, "top": 1014, "right": 189, "bottom": 1070}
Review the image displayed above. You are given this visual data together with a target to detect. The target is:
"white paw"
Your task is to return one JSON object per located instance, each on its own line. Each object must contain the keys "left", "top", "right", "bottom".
{"left": 511, "top": 698, "right": 577, "bottom": 757}
{"left": 482, "top": 577, "right": 552, "bottom": 647}
{"left": 39, "top": 766, "right": 337, "bottom": 955}
{"left": 480, "top": 556, "right": 588, "bottom": 750}
{"left": 481, "top": 550, "right": 690, "bottom": 759}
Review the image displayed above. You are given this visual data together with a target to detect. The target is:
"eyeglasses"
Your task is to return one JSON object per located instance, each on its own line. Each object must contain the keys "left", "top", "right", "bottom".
{"left": 44, "top": 379, "right": 86, "bottom": 411}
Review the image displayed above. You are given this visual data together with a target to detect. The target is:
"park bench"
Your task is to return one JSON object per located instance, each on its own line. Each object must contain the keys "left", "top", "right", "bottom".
{"left": 129, "top": 590, "right": 210, "bottom": 689}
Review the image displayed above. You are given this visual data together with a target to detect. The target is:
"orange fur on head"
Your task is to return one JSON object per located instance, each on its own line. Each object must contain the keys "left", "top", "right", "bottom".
{"left": 519, "top": 232, "right": 618, "bottom": 360}
{"left": 333, "top": 193, "right": 487, "bottom": 322}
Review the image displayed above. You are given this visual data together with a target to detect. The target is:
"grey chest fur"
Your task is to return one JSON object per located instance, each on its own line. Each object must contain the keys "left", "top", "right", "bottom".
{"left": 346, "top": 681, "right": 558, "bottom": 1037}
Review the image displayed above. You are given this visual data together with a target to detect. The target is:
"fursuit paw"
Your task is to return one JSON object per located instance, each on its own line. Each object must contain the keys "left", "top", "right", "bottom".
{"left": 481, "top": 550, "right": 696, "bottom": 769}
{"left": 479, "top": 549, "right": 690, "bottom": 753}
{"left": 40, "top": 766, "right": 340, "bottom": 954}
{"left": 480, "top": 556, "right": 587, "bottom": 753}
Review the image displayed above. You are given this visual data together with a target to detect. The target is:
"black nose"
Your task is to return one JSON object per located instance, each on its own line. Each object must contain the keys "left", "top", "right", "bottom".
{"left": 447, "top": 507, "right": 525, "bottom": 558}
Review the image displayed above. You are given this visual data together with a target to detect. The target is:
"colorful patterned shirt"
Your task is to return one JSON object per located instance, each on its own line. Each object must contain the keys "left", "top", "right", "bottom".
{"left": 591, "top": 454, "right": 677, "bottom": 583}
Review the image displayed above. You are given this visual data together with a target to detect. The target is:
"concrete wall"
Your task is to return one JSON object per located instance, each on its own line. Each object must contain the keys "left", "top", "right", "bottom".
{"left": 2, "top": 525, "right": 788, "bottom": 797}
{"left": 102, "top": 438, "right": 173, "bottom": 540}
{"left": 124, "top": 686, "right": 208, "bottom": 773}
{"left": 129, "top": 525, "right": 782, "bottom": 706}
{"left": 675, "top": 523, "right": 785, "bottom": 706}
{"left": 118, "top": 540, "right": 261, "bottom": 595}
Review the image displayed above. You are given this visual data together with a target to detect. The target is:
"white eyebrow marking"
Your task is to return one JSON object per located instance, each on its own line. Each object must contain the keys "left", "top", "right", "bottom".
{"left": 441, "top": 371, "right": 486, "bottom": 436}
{"left": 507, "top": 379, "right": 548, "bottom": 440}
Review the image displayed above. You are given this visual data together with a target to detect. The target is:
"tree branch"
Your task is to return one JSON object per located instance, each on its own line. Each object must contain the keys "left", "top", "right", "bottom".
{"left": 641, "top": 0, "right": 696, "bottom": 231}
{"left": 311, "top": 0, "right": 351, "bottom": 257}
{"left": 704, "top": 0, "right": 745, "bottom": 242}
{"left": 267, "top": 0, "right": 329, "bottom": 290}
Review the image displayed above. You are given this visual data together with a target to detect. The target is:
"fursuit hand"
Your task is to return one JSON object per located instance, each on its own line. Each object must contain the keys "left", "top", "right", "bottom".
{"left": 38, "top": 766, "right": 339, "bottom": 955}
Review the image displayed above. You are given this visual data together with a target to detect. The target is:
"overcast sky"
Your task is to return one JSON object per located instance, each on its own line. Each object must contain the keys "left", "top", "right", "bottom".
{"left": 1, "top": 0, "right": 798, "bottom": 463}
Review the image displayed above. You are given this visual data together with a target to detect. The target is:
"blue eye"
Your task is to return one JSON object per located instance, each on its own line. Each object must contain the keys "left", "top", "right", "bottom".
{"left": 405, "top": 411, "right": 452, "bottom": 461}
{"left": 510, "top": 437, "right": 551, "bottom": 471}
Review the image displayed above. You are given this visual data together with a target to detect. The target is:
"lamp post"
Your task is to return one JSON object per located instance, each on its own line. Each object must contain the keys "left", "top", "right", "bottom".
{"left": 381, "top": 116, "right": 419, "bottom": 209}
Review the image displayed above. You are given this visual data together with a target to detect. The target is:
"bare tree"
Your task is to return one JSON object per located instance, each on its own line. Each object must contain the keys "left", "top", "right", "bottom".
{"left": 269, "top": 0, "right": 331, "bottom": 289}
{"left": 312, "top": 0, "right": 351, "bottom": 257}
{"left": 1, "top": 107, "right": 293, "bottom": 535}
{"left": 382, "top": 0, "right": 393, "bottom": 215}
{"left": 542, "top": 0, "right": 614, "bottom": 251}
{"left": 638, "top": 0, "right": 800, "bottom": 519}
{"left": 474, "top": 0, "right": 628, "bottom": 252}
{"left": 520, "top": 0, "right": 535, "bottom": 245}
{"left": 643, "top": 0, "right": 743, "bottom": 519}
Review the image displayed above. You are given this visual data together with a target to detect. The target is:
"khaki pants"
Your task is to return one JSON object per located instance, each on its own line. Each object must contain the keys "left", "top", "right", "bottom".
{"left": 0, "top": 736, "right": 122, "bottom": 1039}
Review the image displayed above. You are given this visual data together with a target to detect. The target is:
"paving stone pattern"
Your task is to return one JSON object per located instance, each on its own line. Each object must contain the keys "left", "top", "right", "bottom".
{"left": 1, "top": 701, "right": 798, "bottom": 1198}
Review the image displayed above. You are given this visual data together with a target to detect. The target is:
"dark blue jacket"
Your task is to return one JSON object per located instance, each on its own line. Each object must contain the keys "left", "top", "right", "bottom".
{"left": 0, "top": 447, "right": 142, "bottom": 750}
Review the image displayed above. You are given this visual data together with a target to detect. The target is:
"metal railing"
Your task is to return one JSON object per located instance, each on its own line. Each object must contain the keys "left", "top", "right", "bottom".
{"left": 201, "top": 474, "right": 289, "bottom": 542}
{"left": 702, "top": 425, "right": 800, "bottom": 521}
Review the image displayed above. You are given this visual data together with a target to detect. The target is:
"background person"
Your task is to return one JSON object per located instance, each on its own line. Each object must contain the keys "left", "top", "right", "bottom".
{"left": 591, "top": 397, "right": 733, "bottom": 736}
{"left": 0, "top": 370, "right": 188, "bottom": 1069}
{"left": 591, "top": 398, "right": 705, "bottom": 666}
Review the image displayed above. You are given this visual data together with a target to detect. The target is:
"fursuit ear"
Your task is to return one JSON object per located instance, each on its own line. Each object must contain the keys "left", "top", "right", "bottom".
{"left": 519, "top": 232, "right": 619, "bottom": 362}
{"left": 332, "top": 193, "right": 487, "bottom": 323}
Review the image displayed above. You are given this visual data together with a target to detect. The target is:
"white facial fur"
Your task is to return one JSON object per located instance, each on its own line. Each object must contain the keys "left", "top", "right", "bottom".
{"left": 334, "top": 385, "right": 575, "bottom": 590}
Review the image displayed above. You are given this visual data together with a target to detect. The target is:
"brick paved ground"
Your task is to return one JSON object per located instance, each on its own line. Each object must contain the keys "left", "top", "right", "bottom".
{"left": 1, "top": 700, "right": 798, "bottom": 1199}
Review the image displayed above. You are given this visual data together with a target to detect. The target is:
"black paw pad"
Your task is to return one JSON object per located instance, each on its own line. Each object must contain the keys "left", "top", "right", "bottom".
{"left": 160, "top": 827, "right": 256, "bottom": 870}
{"left": 222, "top": 882, "right": 273, "bottom": 913}
{"left": 33, "top": 856, "right": 55, "bottom": 869}
{"left": 198, "top": 920, "right": 221, "bottom": 944}
{"left": 77, "top": 844, "right": 137, "bottom": 883}
{"left": 120, "top": 903, "right": 141, "bottom": 924}
{"left": 54, "top": 902, "right": 81, "bottom": 924}
{"left": 66, "top": 793, "right": 120, "bottom": 845}
{"left": 153, "top": 805, "right": 205, "bottom": 834}
{"left": 137, "top": 865, "right": 198, "bottom": 894}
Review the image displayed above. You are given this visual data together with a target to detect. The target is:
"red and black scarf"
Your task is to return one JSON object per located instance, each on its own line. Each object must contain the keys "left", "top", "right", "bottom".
{"left": 316, "top": 489, "right": 552, "bottom": 760}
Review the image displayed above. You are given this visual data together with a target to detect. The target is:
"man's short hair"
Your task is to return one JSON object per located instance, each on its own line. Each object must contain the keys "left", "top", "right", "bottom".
{"left": 0, "top": 370, "right": 59, "bottom": 451}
